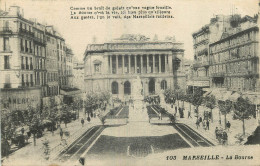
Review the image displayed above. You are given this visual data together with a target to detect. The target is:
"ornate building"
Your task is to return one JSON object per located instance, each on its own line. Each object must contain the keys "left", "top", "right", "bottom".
{"left": 84, "top": 34, "right": 185, "bottom": 101}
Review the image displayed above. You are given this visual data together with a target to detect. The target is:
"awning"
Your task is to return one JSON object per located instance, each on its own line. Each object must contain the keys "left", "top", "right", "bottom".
{"left": 242, "top": 92, "right": 260, "bottom": 105}
{"left": 210, "top": 89, "right": 225, "bottom": 100}
{"left": 228, "top": 92, "right": 241, "bottom": 102}
{"left": 222, "top": 91, "right": 233, "bottom": 101}
{"left": 203, "top": 90, "right": 212, "bottom": 97}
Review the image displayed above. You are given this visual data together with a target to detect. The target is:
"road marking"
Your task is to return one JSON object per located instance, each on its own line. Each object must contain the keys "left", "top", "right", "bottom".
{"left": 151, "top": 106, "right": 159, "bottom": 115}
{"left": 61, "top": 126, "right": 95, "bottom": 155}
{"left": 174, "top": 125, "right": 195, "bottom": 148}
{"left": 115, "top": 107, "right": 124, "bottom": 117}
{"left": 67, "top": 127, "right": 102, "bottom": 161}
{"left": 79, "top": 127, "right": 103, "bottom": 157}
{"left": 180, "top": 124, "right": 213, "bottom": 146}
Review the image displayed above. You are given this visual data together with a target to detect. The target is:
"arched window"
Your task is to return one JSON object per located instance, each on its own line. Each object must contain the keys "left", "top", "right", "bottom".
{"left": 111, "top": 81, "right": 118, "bottom": 94}
{"left": 149, "top": 79, "right": 155, "bottom": 94}
{"left": 124, "top": 81, "right": 131, "bottom": 95}
{"left": 161, "top": 80, "right": 167, "bottom": 90}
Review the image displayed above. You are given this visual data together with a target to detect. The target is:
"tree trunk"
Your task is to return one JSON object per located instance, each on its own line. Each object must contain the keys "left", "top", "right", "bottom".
{"left": 242, "top": 119, "right": 245, "bottom": 136}
{"left": 33, "top": 133, "right": 36, "bottom": 146}
{"left": 211, "top": 109, "right": 213, "bottom": 123}
{"left": 219, "top": 109, "right": 221, "bottom": 125}
{"left": 224, "top": 114, "right": 227, "bottom": 129}
{"left": 52, "top": 126, "right": 54, "bottom": 136}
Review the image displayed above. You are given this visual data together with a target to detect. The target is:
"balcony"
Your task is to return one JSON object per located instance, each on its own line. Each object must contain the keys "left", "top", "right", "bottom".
{"left": 33, "top": 37, "right": 46, "bottom": 45}
{"left": 0, "top": 27, "right": 12, "bottom": 35}
{"left": 211, "top": 72, "right": 225, "bottom": 77}
{"left": 19, "top": 28, "right": 34, "bottom": 37}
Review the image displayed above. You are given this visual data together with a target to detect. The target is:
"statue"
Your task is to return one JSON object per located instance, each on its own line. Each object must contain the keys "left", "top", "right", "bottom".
{"left": 132, "top": 76, "right": 143, "bottom": 100}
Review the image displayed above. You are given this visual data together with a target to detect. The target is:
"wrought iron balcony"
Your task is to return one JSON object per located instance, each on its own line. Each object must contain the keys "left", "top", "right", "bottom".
{"left": 0, "top": 27, "right": 12, "bottom": 34}
{"left": 19, "top": 28, "right": 34, "bottom": 37}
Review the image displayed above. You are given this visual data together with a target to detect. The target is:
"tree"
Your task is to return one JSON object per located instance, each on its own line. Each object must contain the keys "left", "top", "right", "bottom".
{"left": 27, "top": 105, "right": 43, "bottom": 146}
{"left": 191, "top": 88, "right": 204, "bottom": 118}
{"left": 233, "top": 97, "right": 255, "bottom": 135}
{"left": 203, "top": 95, "right": 216, "bottom": 122}
{"left": 1, "top": 108, "right": 15, "bottom": 156}
{"left": 164, "top": 89, "right": 176, "bottom": 105}
{"left": 218, "top": 100, "right": 232, "bottom": 127}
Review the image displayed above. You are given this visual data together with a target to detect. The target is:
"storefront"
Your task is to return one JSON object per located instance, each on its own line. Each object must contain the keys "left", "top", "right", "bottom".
{"left": 1, "top": 87, "right": 41, "bottom": 111}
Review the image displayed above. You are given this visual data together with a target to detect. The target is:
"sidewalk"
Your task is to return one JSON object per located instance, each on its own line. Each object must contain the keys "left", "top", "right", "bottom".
{"left": 162, "top": 101, "right": 258, "bottom": 146}
{"left": 2, "top": 110, "right": 107, "bottom": 166}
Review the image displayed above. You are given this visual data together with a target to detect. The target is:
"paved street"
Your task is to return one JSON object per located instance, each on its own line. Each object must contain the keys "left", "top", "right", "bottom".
{"left": 57, "top": 103, "right": 214, "bottom": 164}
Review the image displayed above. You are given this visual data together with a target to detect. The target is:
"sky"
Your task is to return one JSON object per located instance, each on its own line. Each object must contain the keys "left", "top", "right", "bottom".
{"left": 1, "top": 0, "right": 258, "bottom": 61}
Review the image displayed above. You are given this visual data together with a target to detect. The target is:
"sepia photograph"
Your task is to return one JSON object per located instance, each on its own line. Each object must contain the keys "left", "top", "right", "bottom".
{"left": 0, "top": 0, "right": 259, "bottom": 165}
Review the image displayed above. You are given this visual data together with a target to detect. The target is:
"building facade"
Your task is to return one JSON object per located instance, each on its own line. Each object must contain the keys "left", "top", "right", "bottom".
{"left": 84, "top": 35, "right": 185, "bottom": 101}
{"left": 0, "top": 6, "right": 73, "bottom": 110}
{"left": 209, "top": 18, "right": 259, "bottom": 93}
{"left": 188, "top": 15, "right": 232, "bottom": 91}
{"left": 73, "top": 58, "right": 84, "bottom": 91}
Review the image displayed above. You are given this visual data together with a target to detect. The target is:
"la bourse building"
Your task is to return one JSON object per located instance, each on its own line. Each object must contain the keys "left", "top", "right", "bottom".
{"left": 84, "top": 35, "right": 186, "bottom": 101}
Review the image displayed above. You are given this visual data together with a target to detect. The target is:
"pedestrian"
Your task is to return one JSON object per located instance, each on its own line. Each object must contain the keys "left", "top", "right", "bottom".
{"left": 81, "top": 118, "right": 85, "bottom": 127}
{"left": 222, "top": 131, "right": 228, "bottom": 145}
{"left": 215, "top": 127, "right": 218, "bottom": 139}
{"left": 175, "top": 106, "right": 177, "bottom": 114}
{"left": 188, "top": 111, "right": 192, "bottom": 118}
{"left": 226, "top": 121, "right": 231, "bottom": 131}
{"left": 203, "top": 120, "right": 206, "bottom": 131}
{"left": 196, "top": 119, "right": 200, "bottom": 129}
{"left": 21, "top": 127, "right": 25, "bottom": 135}
{"left": 60, "top": 129, "right": 63, "bottom": 140}
{"left": 206, "top": 120, "right": 210, "bottom": 130}
{"left": 199, "top": 117, "right": 202, "bottom": 125}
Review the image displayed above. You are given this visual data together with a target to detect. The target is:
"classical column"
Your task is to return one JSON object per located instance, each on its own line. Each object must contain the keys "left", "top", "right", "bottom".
{"left": 116, "top": 55, "right": 118, "bottom": 74}
{"left": 164, "top": 54, "right": 167, "bottom": 73}
{"left": 110, "top": 56, "right": 112, "bottom": 74}
{"left": 152, "top": 54, "right": 155, "bottom": 73}
{"left": 141, "top": 55, "right": 143, "bottom": 73}
{"left": 169, "top": 54, "right": 172, "bottom": 73}
{"left": 128, "top": 55, "right": 131, "bottom": 73}
{"left": 146, "top": 55, "right": 149, "bottom": 73}
{"left": 134, "top": 55, "right": 137, "bottom": 73}
{"left": 122, "top": 55, "right": 125, "bottom": 74}
{"left": 159, "top": 54, "right": 161, "bottom": 73}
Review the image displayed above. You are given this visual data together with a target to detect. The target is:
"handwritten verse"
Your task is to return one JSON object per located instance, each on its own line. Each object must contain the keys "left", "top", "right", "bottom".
{"left": 70, "top": 6, "right": 174, "bottom": 20}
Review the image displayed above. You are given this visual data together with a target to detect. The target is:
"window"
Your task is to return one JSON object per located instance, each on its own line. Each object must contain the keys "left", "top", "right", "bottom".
{"left": 21, "top": 74, "right": 25, "bottom": 86}
{"left": 111, "top": 81, "right": 118, "bottom": 94}
{"left": 94, "top": 64, "right": 101, "bottom": 73}
{"left": 21, "top": 56, "right": 24, "bottom": 69}
{"left": 3, "top": 37, "right": 10, "bottom": 51}
{"left": 20, "top": 39, "right": 24, "bottom": 51}
{"left": 4, "top": 56, "right": 10, "bottom": 69}
{"left": 4, "top": 74, "right": 11, "bottom": 88}
{"left": 124, "top": 81, "right": 131, "bottom": 95}
{"left": 30, "top": 74, "right": 33, "bottom": 86}
{"left": 161, "top": 80, "right": 167, "bottom": 90}
{"left": 25, "top": 40, "right": 28, "bottom": 52}
{"left": 30, "top": 57, "right": 33, "bottom": 69}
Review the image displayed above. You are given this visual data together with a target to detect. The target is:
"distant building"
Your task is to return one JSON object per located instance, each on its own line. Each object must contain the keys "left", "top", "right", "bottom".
{"left": 73, "top": 58, "right": 84, "bottom": 91}
{"left": 83, "top": 34, "right": 186, "bottom": 101}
